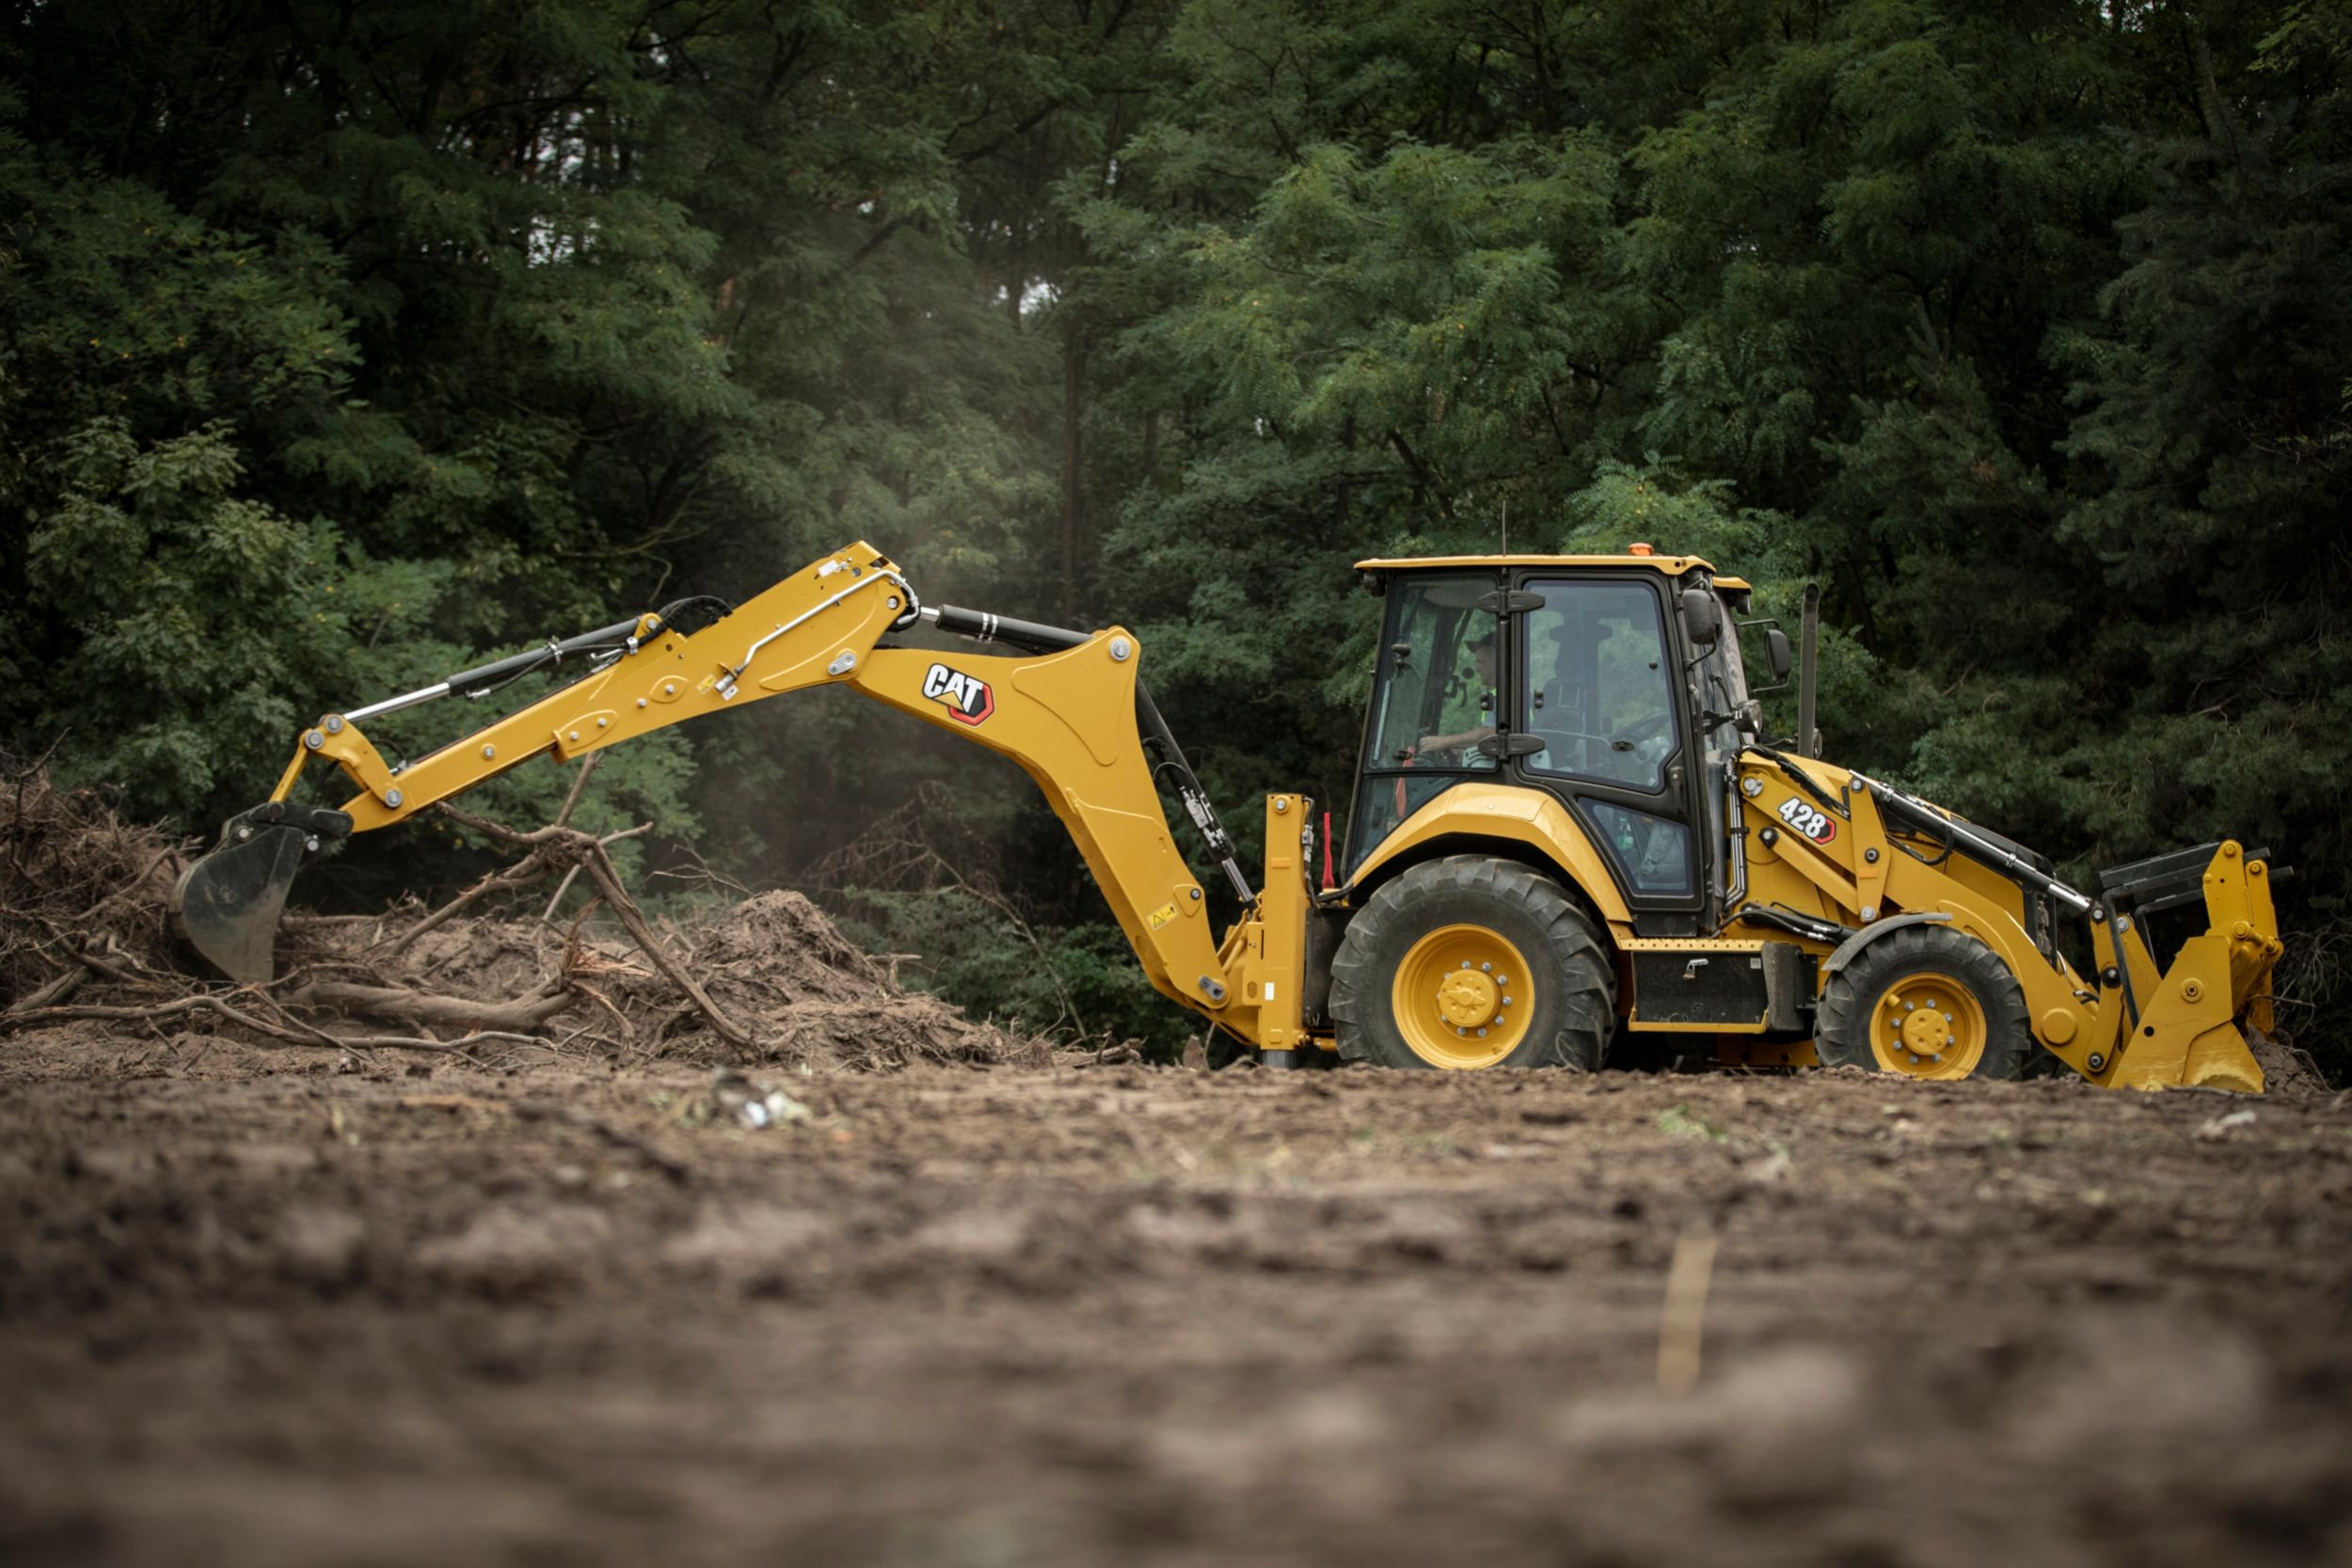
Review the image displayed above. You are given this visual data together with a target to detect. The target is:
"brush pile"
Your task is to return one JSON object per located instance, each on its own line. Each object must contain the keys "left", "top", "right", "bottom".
{"left": 0, "top": 758, "right": 1048, "bottom": 1070}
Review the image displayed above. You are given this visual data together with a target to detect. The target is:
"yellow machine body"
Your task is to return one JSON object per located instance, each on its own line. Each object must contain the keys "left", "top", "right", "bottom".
{"left": 187, "top": 540, "right": 2284, "bottom": 1093}
{"left": 1338, "top": 754, "right": 2278, "bottom": 1090}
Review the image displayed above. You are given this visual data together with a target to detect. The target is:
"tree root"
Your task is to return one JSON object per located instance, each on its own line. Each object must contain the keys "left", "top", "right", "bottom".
{"left": 1, "top": 759, "right": 756, "bottom": 1057}
{"left": 434, "top": 801, "right": 756, "bottom": 1050}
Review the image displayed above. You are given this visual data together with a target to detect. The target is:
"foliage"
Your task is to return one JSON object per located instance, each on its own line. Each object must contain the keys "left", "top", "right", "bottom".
{"left": 834, "top": 885, "right": 1178, "bottom": 1051}
{"left": 3, "top": 1, "right": 2349, "bottom": 1071}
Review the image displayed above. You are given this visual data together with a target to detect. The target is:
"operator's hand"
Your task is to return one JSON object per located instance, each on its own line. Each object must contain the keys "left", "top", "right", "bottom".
{"left": 1418, "top": 727, "right": 1493, "bottom": 756}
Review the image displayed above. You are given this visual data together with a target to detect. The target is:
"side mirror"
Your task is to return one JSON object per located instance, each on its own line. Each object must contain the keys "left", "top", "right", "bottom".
{"left": 1678, "top": 587, "right": 1722, "bottom": 648}
{"left": 1764, "top": 626, "right": 1793, "bottom": 682}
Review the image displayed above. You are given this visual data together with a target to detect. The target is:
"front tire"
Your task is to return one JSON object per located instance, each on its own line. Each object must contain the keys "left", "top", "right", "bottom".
{"left": 1328, "top": 856, "right": 1616, "bottom": 1070}
{"left": 1815, "top": 925, "right": 2029, "bottom": 1081}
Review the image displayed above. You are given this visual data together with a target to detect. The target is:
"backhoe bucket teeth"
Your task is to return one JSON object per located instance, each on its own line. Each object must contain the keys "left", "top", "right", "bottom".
{"left": 169, "top": 804, "right": 353, "bottom": 984}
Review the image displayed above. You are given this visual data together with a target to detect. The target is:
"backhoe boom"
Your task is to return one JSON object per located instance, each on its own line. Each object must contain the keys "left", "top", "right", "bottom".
{"left": 173, "top": 543, "right": 1313, "bottom": 1053}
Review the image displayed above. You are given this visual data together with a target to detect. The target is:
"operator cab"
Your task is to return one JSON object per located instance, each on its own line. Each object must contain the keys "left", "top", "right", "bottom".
{"left": 1345, "top": 552, "right": 1783, "bottom": 936}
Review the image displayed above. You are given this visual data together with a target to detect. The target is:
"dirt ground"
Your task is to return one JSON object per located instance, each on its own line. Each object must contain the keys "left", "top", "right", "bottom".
{"left": 4, "top": 1031, "right": 2348, "bottom": 1568}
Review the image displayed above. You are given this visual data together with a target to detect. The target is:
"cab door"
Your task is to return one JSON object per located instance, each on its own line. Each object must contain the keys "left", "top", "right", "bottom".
{"left": 1343, "top": 571, "right": 1503, "bottom": 877}
{"left": 1512, "top": 574, "right": 1708, "bottom": 932}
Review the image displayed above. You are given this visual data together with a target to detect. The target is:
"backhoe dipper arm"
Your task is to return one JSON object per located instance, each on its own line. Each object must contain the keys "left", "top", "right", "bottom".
{"left": 205, "top": 542, "right": 1295, "bottom": 1037}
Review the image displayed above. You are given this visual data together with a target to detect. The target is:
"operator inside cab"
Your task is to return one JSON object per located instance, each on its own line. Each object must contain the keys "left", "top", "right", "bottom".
{"left": 1416, "top": 627, "right": 1498, "bottom": 762}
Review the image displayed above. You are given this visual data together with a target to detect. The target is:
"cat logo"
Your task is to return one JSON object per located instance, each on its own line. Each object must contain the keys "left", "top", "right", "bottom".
{"left": 921, "top": 661, "right": 995, "bottom": 726}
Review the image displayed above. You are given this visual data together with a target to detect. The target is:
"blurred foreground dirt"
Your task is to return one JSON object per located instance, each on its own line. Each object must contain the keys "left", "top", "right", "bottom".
{"left": 4, "top": 1032, "right": 2349, "bottom": 1567}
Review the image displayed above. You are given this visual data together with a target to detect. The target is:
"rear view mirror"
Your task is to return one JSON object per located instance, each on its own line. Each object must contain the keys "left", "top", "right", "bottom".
{"left": 1678, "top": 588, "right": 1722, "bottom": 648}
{"left": 1764, "top": 626, "right": 1793, "bottom": 682}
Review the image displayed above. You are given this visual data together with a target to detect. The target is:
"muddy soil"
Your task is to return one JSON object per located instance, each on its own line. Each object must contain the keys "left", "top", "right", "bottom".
{"left": 1, "top": 1036, "right": 2348, "bottom": 1568}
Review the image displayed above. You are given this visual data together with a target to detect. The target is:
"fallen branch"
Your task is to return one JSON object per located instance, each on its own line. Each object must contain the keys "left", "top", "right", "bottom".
{"left": 6, "top": 967, "right": 83, "bottom": 1015}
{"left": 577, "top": 843, "right": 755, "bottom": 1049}
{"left": 2, "top": 990, "right": 322, "bottom": 1043}
{"left": 436, "top": 802, "right": 755, "bottom": 1050}
{"left": 281, "top": 977, "right": 580, "bottom": 1033}
{"left": 388, "top": 857, "right": 552, "bottom": 958}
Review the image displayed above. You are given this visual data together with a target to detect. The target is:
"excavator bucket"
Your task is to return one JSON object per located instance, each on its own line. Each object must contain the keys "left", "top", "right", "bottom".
{"left": 2100, "top": 842, "right": 2283, "bottom": 1093}
{"left": 170, "top": 803, "right": 352, "bottom": 984}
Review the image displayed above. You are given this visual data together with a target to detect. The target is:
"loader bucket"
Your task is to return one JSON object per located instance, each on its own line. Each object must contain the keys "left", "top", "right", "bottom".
{"left": 169, "top": 803, "right": 353, "bottom": 984}
{"left": 2099, "top": 842, "right": 2283, "bottom": 1094}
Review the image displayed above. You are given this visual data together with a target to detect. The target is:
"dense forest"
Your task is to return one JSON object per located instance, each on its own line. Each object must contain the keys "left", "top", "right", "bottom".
{"left": 3, "top": 0, "right": 2345, "bottom": 1058}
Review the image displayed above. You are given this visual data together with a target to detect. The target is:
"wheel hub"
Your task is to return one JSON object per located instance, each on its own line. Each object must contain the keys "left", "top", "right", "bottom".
{"left": 1438, "top": 968, "right": 1501, "bottom": 1028}
{"left": 1899, "top": 1005, "right": 1951, "bottom": 1056}
{"left": 1389, "top": 924, "right": 1531, "bottom": 1069}
{"left": 1872, "top": 974, "right": 1983, "bottom": 1077}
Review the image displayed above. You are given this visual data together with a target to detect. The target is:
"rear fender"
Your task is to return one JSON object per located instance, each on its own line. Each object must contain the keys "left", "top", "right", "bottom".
{"left": 1344, "top": 782, "right": 1634, "bottom": 939}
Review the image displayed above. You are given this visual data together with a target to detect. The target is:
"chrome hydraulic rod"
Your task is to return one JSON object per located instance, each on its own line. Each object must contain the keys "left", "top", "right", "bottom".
{"left": 1853, "top": 771, "right": 2097, "bottom": 917}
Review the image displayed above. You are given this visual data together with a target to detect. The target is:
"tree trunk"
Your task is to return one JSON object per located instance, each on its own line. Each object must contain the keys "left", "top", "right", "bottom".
{"left": 1060, "top": 316, "right": 1087, "bottom": 620}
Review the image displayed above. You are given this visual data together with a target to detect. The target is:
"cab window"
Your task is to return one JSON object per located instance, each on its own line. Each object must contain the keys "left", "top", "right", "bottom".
{"left": 1519, "top": 580, "right": 1677, "bottom": 793}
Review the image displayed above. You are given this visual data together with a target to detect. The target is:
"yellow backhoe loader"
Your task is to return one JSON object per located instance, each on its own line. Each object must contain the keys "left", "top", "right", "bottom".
{"left": 171, "top": 542, "right": 2284, "bottom": 1091}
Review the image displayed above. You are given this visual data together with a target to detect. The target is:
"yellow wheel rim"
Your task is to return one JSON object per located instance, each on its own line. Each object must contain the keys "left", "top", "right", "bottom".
{"left": 1391, "top": 923, "right": 1534, "bottom": 1069}
{"left": 1867, "top": 971, "right": 1986, "bottom": 1079}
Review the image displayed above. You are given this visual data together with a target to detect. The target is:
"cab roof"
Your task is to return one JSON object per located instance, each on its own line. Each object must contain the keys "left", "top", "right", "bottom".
{"left": 1353, "top": 553, "right": 1749, "bottom": 593}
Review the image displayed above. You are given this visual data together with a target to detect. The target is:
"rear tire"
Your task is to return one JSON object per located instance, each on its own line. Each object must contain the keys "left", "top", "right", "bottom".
{"left": 1815, "top": 926, "right": 2028, "bottom": 1082}
{"left": 1328, "top": 856, "right": 1615, "bottom": 1070}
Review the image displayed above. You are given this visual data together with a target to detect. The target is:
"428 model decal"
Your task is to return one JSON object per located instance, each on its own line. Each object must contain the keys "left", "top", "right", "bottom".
{"left": 1776, "top": 796, "right": 1837, "bottom": 845}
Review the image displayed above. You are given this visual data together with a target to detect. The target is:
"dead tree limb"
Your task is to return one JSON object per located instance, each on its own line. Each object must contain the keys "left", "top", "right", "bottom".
{"left": 281, "top": 977, "right": 580, "bottom": 1033}
{"left": 389, "top": 855, "right": 554, "bottom": 958}
{"left": 578, "top": 845, "right": 754, "bottom": 1049}
{"left": 434, "top": 802, "right": 755, "bottom": 1049}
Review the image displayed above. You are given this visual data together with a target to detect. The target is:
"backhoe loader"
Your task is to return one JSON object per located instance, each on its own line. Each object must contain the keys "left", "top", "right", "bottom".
{"left": 171, "top": 542, "right": 2284, "bottom": 1091}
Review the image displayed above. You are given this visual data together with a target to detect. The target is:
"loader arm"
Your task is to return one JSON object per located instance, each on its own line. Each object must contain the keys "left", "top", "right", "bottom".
{"left": 1731, "top": 750, "right": 2280, "bottom": 1092}
{"left": 173, "top": 543, "right": 1311, "bottom": 1051}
